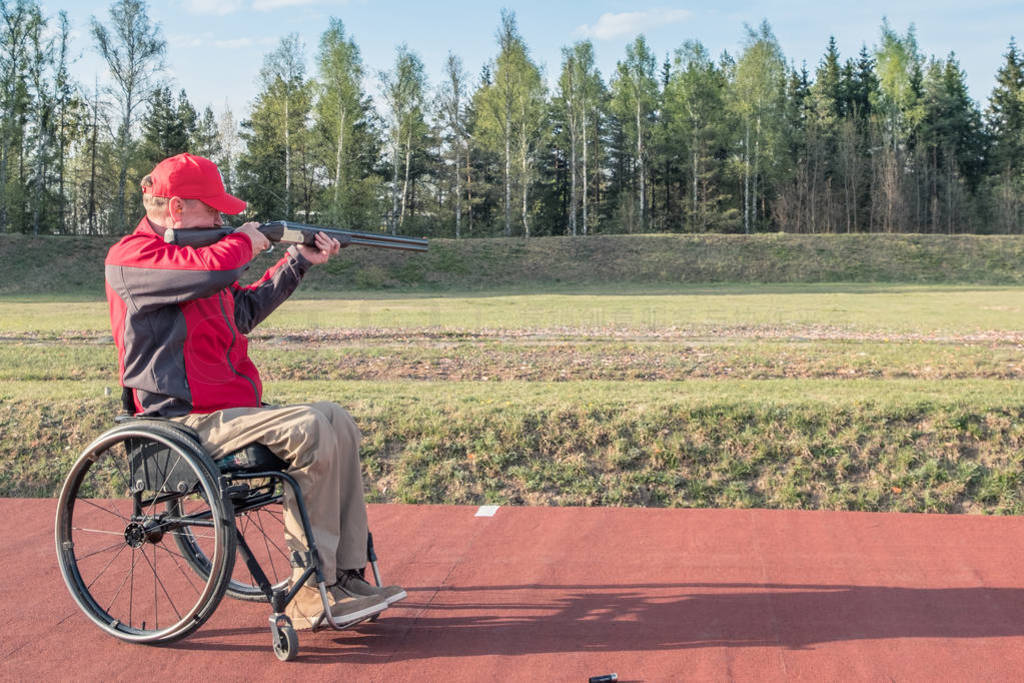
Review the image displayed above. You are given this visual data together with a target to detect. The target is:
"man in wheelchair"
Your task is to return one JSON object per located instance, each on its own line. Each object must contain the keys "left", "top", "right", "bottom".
{"left": 104, "top": 152, "right": 405, "bottom": 630}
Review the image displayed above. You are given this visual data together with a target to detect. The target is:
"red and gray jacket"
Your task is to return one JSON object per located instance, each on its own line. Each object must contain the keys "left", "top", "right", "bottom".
{"left": 106, "top": 218, "right": 311, "bottom": 417}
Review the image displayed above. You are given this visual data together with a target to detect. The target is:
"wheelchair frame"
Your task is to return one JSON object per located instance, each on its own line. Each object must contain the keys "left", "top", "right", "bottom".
{"left": 55, "top": 418, "right": 388, "bottom": 661}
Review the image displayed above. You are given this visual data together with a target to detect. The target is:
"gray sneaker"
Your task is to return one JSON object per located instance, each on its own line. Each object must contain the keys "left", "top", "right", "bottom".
{"left": 285, "top": 584, "right": 386, "bottom": 630}
{"left": 336, "top": 569, "right": 407, "bottom": 606}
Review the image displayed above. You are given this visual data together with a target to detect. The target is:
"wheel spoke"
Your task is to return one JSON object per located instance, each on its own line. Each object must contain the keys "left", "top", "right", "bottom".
{"left": 249, "top": 511, "right": 287, "bottom": 583}
{"left": 84, "top": 542, "right": 129, "bottom": 591}
{"left": 76, "top": 497, "right": 129, "bottom": 524}
{"left": 72, "top": 539, "right": 126, "bottom": 562}
{"left": 129, "top": 548, "right": 137, "bottom": 629}
{"left": 153, "top": 541, "right": 202, "bottom": 597}
{"left": 102, "top": 550, "right": 136, "bottom": 615}
{"left": 139, "top": 541, "right": 183, "bottom": 621}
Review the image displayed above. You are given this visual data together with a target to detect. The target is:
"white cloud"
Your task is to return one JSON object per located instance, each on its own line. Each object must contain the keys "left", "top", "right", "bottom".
{"left": 169, "top": 35, "right": 204, "bottom": 49}
{"left": 576, "top": 8, "right": 692, "bottom": 40}
{"left": 213, "top": 37, "right": 256, "bottom": 49}
{"left": 251, "top": 0, "right": 321, "bottom": 11}
{"left": 169, "top": 33, "right": 275, "bottom": 50}
{"left": 184, "top": 0, "right": 243, "bottom": 15}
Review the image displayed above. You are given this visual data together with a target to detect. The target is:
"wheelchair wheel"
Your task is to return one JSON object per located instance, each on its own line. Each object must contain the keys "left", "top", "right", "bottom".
{"left": 272, "top": 618, "right": 299, "bottom": 662}
{"left": 172, "top": 483, "right": 292, "bottom": 603}
{"left": 55, "top": 424, "right": 236, "bottom": 644}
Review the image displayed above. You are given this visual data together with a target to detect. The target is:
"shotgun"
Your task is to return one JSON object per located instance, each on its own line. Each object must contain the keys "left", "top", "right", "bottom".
{"left": 164, "top": 220, "right": 428, "bottom": 252}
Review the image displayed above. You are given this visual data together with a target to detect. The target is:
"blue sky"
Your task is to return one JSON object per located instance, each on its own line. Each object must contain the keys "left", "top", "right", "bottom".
{"left": 48, "top": 0, "right": 1022, "bottom": 120}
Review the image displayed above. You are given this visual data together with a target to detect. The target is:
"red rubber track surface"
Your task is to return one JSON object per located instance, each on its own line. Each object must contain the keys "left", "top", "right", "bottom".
{"left": 5, "top": 498, "right": 1024, "bottom": 681}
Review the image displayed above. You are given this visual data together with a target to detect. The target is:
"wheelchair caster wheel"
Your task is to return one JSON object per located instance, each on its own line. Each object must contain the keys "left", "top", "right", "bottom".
{"left": 272, "top": 621, "right": 298, "bottom": 661}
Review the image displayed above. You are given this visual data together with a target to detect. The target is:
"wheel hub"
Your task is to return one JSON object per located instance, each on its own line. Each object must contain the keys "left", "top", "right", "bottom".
{"left": 124, "top": 522, "right": 146, "bottom": 548}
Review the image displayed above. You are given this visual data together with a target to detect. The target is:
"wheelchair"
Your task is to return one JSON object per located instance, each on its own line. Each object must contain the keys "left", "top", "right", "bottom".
{"left": 55, "top": 416, "right": 390, "bottom": 661}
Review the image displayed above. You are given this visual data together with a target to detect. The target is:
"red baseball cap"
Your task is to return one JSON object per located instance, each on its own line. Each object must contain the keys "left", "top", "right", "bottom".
{"left": 142, "top": 153, "right": 246, "bottom": 215}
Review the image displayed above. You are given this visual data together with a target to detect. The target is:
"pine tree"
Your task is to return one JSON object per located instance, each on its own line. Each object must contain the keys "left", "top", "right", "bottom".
{"left": 139, "top": 87, "right": 184, "bottom": 168}
{"left": 986, "top": 39, "right": 1024, "bottom": 172}
{"left": 663, "top": 40, "right": 734, "bottom": 232}
{"left": 192, "top": 105, "right": 221, "bottom": 161}
{"left": 985, "top": 38, "right": 1024, "bottom": 232}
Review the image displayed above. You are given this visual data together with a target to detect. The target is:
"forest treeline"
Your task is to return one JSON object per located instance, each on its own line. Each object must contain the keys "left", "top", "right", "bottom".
{"left": 2, "top": 0, "right": 1024, "bottom": 238}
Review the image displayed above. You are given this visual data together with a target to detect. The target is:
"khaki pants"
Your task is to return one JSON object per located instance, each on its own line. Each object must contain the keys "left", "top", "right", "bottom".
{"left": 173, "top": 402, "right": 368, "bottom": 582}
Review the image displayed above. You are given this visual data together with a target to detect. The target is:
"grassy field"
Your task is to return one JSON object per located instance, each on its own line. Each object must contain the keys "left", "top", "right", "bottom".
{"left": 2, "top": 279, "right": 1024, "bottom": 513}
{"left": 4, "top": 283, "right": 1024, "bottom": 334}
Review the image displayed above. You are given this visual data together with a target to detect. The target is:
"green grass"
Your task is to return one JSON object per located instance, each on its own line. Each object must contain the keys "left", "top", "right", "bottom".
{"left": 3, "top": 276, "right": 1024, "bottom": 512}
{"left": 3, "top": 338, "right": 1024, "bottom": 382}
{"left": 5, "top": 283, "right": 1024, "bottom": 334}
{"left": 4, "top": 379, "right": 1024, "bottom": 512}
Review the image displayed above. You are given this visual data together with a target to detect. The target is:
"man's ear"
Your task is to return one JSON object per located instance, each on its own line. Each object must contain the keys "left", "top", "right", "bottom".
{"left": 168, "top": 197, "right": 185, "bottom": 226}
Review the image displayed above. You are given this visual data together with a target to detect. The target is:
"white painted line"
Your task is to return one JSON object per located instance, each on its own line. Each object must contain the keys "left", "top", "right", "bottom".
{"left": 475, "top": 505, "right": 500, "bottom": 517}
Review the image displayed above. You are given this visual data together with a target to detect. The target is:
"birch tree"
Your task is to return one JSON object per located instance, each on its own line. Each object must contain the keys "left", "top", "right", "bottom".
{"left": 439, "top": 51, "right": 468, "bottom": 237}
{"left": 25, "top": 8, "right": 51, "bottom": 235}
{"left": 555, "top": 41, "right": 601, "bottom": 235}
{"left": 216, "top": 103, "right": 240, "bottom": 194}
{"left": 665, "top": 40, "right": 732, "bottom": 231}
{"left": 257, "top": 33, "right": 306, "bottom": 219}
{"left": 514, "top": 52, "right": 545, "bottom": 237}
{"left": 872, "top": 21, "right": 923, "bottom": 231}
{"left": 474, "top": 9, "right": 544, "bottom": 236}
{"left": 91, "top": 0, "right": 164, "bottom": 232}
{"left": 238, "top": 36, "right": 312, "bottom": 220}
{"left": 610, "top": 35, "right": 658, "bottom": 232}
{"left": 50, "top": 10, "right": 75, "bottom": 234}
{"left": 380, "top": 44, "right": 428, "bottom": 232}
{"left": 315, "top": 18, "right": 369, "bottom": 226}
{"left": 731, "top": 21, "right": 787, "bottom": 233}
{"left": 0, "top": 0, "right": 38, "bottom": 232}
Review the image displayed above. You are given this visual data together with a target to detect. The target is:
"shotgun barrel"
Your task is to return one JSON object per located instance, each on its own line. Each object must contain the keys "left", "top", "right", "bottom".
{"left": 164, "top": 220, "right": 429, "bottom": 252}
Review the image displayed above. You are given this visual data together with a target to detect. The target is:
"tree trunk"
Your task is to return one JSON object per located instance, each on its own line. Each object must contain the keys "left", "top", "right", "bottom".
{"left": 636, "top": 99, "right": 645, "bottom": 232}
{"left": 581, "top": 109, "right": 588, "bottom": 236}
{"left": 504, "top": 117, "right": 511, "bottom": 236}
{"left": 521, "top": 140, "right": 530, "bottom": 237}
{"left": 569, "top": 119, "right": 577, "bottom": 236}
{"left": 88, "top": 84, "right": 98, "bottom": 234}
{"left": 400, "top": 132, "right": 411, "bottom": 226}
{"left": 284, "top": 94, "right": 291, "bottom": 219}
{"left": 743, "top": 120, "right": 750, "bottom": 234}
{"left": 454, "top": 135, "right": 462, "bottom": 239}
{"left": 391, "top": 141, "right": 400, "bottom": 234}
{"left": 333, "top": 107, "right": 346, "bottom": 209}
{"left": 465, "top": 144, "right": 473, "bottom": 236}
{"left": 692, "top": 145, "right": 698, "bottom": 230}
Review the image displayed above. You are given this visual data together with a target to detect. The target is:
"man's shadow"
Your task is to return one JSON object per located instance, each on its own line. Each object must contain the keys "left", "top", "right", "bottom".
{"left": 182, "top": 582, "right": 1024, "bottom": 663}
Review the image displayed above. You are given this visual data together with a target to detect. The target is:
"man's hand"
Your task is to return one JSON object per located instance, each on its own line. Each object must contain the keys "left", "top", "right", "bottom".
{"left": 235, "top": 222, "right": 271, "bottom": 256}
{"left": 297, "top": 232, "right": 343, "bottom": 265}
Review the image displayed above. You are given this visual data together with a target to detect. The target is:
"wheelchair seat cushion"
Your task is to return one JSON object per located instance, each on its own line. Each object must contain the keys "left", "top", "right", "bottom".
{"left": 217, "top": 443, "right": 287, "bottom": 472}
